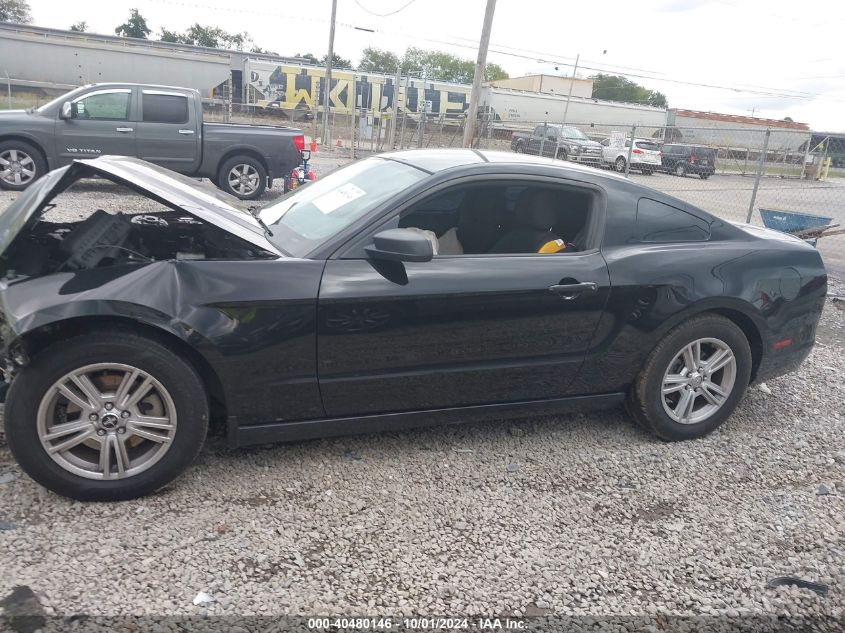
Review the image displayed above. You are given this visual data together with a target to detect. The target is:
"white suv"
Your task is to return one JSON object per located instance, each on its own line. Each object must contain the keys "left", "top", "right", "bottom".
{"left": 600, "top": 137, "right": 662, "bottom": 175}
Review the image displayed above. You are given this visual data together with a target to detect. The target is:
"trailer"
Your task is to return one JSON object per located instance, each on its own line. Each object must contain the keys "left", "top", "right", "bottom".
{"left": 243, "top": 59, "right": 472, "bottom": 119}
{"left": 480, "top": 87, "right": 668, "bottom": 134}
{"left": 0, "top": 22, "right": 233, "bottom": 99}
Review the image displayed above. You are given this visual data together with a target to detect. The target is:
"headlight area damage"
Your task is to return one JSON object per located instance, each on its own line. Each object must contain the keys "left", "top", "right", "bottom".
{"left": 0, "top": 156, "right": 283, "bottom": 393}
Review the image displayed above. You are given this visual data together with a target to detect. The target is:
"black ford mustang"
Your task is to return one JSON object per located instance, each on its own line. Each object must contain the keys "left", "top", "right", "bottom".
{"left": 0, "top": 150, "right": 827, "bottom": 500}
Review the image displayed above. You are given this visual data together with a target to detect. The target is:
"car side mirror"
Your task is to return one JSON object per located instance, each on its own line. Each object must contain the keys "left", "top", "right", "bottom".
{"left": 365, "top": 228, "right": 433, "bottom": 263}
{"left": 60, "top": 102, "right": 74, "bottom": 120}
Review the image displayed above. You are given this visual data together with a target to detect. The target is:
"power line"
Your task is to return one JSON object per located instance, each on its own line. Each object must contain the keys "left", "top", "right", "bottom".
{"left": 353, "top": 0, "right": 418, "bottom": 17}
{"left": 138, "top": 0, "right": 845, "bottom": 103}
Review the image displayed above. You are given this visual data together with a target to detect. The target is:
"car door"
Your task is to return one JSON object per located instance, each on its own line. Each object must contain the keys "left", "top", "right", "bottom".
{"left": 527, "top": 126, "right": 544, "bottom": 154}
{"left": 135, "top": 90, "right": 201, "bottom": 173}
{"left": 54, "top": 87, "right": 136, "bottom": 165}
{"left": 316, "top": 177, "right": 612, "bottom": 418}
{"left": 543, "top": 127, "right": 558, "bottom": 157}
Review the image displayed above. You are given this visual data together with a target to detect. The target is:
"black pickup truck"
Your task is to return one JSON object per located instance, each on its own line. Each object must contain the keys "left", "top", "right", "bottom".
{"left": 511, "top": 124, "right": 603, "bottom": 165}
{"left": 0, "top": 83, "right": 304, "bottom": 199}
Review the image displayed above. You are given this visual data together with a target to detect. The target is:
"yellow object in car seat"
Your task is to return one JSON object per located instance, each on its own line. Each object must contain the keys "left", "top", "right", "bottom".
{"left": 538, "top": 238, "right": 568, "bottom": 254}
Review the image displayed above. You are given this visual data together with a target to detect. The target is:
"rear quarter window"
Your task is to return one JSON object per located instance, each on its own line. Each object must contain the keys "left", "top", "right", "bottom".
{"left": 142, "top": 94, "right": 189, "bottom": 124}
{"left": 636, "top": 198, "right": 710, "bottom": 242}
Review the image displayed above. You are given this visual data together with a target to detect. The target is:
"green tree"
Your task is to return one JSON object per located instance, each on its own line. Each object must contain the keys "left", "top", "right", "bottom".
{"left": 158, "top": 24, "right": 252, "bottom": 50}
{"left": 589, "top": 73, "right": 668, "bottom": 108}
{"left": 358, "top": 47, "right": 401, "bottom": 73}
{"left": 321, "top": 53, "right": 353, "bottom": 69}
{"left": 158, "top": 28, "right": 180, "bottom": 43}
{"left": 401, "top": 47, "right": 508, "bottom": 83}
{"left": 250, "top": 44, "right": 278, "bottom": 56}
{"left": 294, "top": 52, "right": 320, "bottom": 65}
{"left": 69, "top": 21, "right": 88, "bottom": 32}
{"left": 0, "top": 0, "right": 32, "bottom": 23}
{"left": 114, "top": 8, "right": 151, "bottom": 39}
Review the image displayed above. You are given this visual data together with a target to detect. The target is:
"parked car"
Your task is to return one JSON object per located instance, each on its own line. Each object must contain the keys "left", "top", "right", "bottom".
{"left": 511, "top": 124, "right": 603, "bottom": 164}
{"left": 0, "top": 150, "right": 826, "bottom": 500}
{"left": 661, "top": 144, "right": 717, "bottom": 179}
{"left": 600, "top": 137, "right": 662, "bottom": 174}
{"left": 0, "top": 83, "right": 304, "bottom": 199}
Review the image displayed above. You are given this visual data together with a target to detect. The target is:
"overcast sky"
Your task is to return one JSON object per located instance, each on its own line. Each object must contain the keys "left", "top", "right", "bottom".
{"left": 28, "top": 0, "right": 845, "bottom": 131}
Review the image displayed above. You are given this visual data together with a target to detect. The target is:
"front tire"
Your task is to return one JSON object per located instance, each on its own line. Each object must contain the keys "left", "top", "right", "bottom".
{"left": 556, "top": 149, "right": 568, "bottom": 161}
{"left": 625, "top": 315, "right": 752, "bottom": 441}
{"left": 514, "top": 140, "right": 525, "bottom": 154}
{"left": 0, "top": 140, "right": 47, "bottom": 191}
{"left": 217, "top": 155, "right": 267, "bottom": 200}
{"left": 5, "top": 332, "right": 209, "bottom": 501}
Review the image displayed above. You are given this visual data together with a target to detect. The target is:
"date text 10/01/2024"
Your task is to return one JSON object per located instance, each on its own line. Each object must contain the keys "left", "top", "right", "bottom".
{"left": 307, "top": 617, "right": 527, "bottom": 630}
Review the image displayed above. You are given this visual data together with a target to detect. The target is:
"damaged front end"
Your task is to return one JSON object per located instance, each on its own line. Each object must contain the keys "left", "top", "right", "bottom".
{"left": 0, "top": 156, "right": 284, "bottom": 396}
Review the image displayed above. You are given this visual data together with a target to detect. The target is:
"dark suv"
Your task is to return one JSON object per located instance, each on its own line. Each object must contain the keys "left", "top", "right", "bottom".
{"left": 661, "top": 144, "right": 716, "bottom": 179}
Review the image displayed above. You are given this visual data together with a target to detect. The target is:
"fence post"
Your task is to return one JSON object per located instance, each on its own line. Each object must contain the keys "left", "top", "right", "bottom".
{"left": 539, "top": 120, "right": 548, "bottom": 157}
{"left": 746, "top": 128, "right": 771, "bottom": 223}
{"left": 624, "top": 124, "right": 636, "bottom": 177}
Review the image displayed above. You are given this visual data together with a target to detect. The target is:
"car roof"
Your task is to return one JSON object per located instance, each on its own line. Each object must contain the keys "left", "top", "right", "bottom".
{"left": 380, "top": 148, "right": 630, "bottom": 183}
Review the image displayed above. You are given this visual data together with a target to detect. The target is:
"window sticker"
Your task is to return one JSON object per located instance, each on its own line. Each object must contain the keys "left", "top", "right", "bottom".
{"left": 312, "top": 183, "right": 367, "bottom": 214}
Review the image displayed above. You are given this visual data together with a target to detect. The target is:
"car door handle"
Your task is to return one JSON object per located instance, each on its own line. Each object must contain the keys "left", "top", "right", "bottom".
{"left": 549, "top": 282, "right": 598, "bottom": 299}
{"left": 115, "top": 127, "right": 133, "bottom": 133}
{"left": 178, "top": 129, "right": 195, "bottom": 135}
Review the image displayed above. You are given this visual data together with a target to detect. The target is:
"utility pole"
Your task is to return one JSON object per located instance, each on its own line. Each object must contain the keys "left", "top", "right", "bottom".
{"left": 462, "top": 0, "right": 497, "bottom": 147}
{"left": 321, "top": 0, "right": 338, "bottom": 146}
{"left": 561, "top": 53, "right": 579, "bottom": 128}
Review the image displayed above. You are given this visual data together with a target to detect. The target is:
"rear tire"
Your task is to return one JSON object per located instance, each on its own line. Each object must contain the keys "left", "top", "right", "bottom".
{"left": 615, "top": 156, "right": 627, "bottom": 172}
{"left": 625, "top": 314, "right": 751, "bottom": 441}
{"left": 0, "top": 140, "right": 47, "bottom": 191}
{"left": 700, "top": 173, "right": 710, "bottom": 180}
{"left": 217, "top": 155, "right": 267, "bottom": 200}
{"left": 5, "top": 332, "right": 209, "bottom": 501}
{"left": 675, "top": 163, "right": 687, "bottom": 177}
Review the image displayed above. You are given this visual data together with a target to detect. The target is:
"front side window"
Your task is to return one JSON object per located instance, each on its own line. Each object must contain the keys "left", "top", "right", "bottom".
{"left": 259, "top": 158, "right": 428, "bottom": 257}
{"left": 142, "top": 94, "right": 189, "bottom": 124}
{"left": 636, "top": 198, "right": 710, "bottom": 243}
{"left": 73, "top": 91, "right": 131, "bottom": 121}
{"left": 397, "top": 182, "right": 596, "bottom": 256}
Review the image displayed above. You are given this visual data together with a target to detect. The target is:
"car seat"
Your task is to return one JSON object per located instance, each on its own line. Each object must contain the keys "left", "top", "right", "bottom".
{"left": 455, "top": 188, "right": 507, "bottom": 254}
{"left": 488, "top": 189, "right": 562, "bottom": 253}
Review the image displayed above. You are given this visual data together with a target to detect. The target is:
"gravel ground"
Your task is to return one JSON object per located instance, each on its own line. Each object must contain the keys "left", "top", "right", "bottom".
{"left": 0, "top": 159, "right": 843, "bottom": 630}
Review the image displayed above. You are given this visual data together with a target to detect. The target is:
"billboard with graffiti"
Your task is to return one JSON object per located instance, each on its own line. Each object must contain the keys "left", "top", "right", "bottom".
{"left": 244, "top": 60, "right": 471, "bottom": 119}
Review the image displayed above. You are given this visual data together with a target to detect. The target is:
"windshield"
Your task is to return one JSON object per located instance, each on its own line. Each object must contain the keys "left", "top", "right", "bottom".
{"left": 561, "top": 127, "right": 589, "bottom": 141}
{"left": 259, "top": 158, "right": 428, "bottom": 257}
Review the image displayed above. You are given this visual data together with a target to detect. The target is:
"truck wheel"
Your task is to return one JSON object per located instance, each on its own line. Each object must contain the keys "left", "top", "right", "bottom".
{"left": 625, "top": 314, "right": 751, "bottom": 441}
{"left": 0, "top": 140, "right": 47, "bottom": 191}
{"left": 4, "top": 331, "right": 209, "bottom": 501}
{"left": 218, "top": 155, "right": 267, "bottom": 200}
{"left": 615, "top": 156, "right": 627, "bottom": 172}
{"left": 514, "top": 140, "right": 525, "bottom": 153}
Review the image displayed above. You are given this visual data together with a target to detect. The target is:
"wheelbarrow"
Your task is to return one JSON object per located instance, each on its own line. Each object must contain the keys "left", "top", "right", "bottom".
{"left": 759, "top": 208, "right": 843, "bottom": 247}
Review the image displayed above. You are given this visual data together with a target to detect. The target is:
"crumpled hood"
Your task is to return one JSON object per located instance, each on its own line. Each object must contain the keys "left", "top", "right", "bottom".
{"left": 0, "top": 156, "right": 283, "bottom": 256}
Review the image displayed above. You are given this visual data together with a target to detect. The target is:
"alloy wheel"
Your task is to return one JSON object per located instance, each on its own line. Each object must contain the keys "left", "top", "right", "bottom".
{"left": 37, "top": 363, "right": 177, "bottom": 480}
{"left": 227, "top": 163, "right": 260, "bottom": 196}
{"left": 661, "top": 338, "right": 737, "bottom": 425}
{"left": 0, "top": 149, "right": 36, "bottom": 186}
